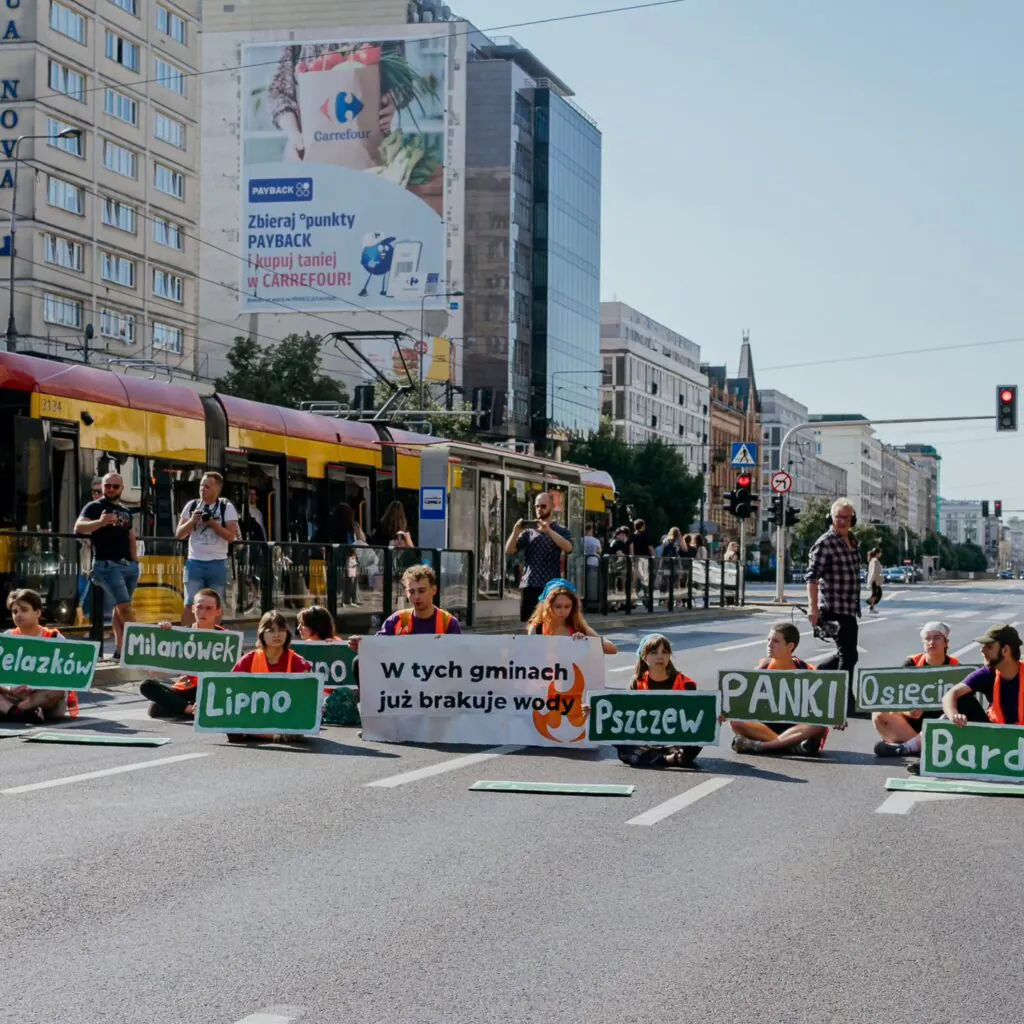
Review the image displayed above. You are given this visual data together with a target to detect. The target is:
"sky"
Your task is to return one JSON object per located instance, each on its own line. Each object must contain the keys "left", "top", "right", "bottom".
{"left": 454, "top": 0, "right": 1024, "bottom": 511}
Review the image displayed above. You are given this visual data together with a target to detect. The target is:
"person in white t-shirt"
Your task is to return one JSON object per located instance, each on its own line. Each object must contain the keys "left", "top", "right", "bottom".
{"left": 175, "top": 471, "right": 240, "bottom": 625}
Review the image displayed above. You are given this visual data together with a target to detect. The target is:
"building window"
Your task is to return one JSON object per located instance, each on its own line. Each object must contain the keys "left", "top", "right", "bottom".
{"left": 153, "top": 268, "right": 183, "bottom": 303}
{"left": 104, "top": 88, "right": 138, "bottom": 125}
{"left": 102, "top": 139, "right": 137, "bottom": 178}
{"left": 109, "top": 0, "right": 137, "bottom": 15}
{"left": 102, "top": 197, "right": 136, "bottom": 233}
{"left": 50, "top": 1, "right": 87, "bottom": 42}
{"left": 156, "top": 5, "right": 186, "bottom": 42}
{"left": 154, "top": 58, "right": 185, "bottom": 95}
{"left": 44, "top": 234, "right": 84, "bottom": 272}
{"left": 49, "top": 61, "right": 86, "bottom": 101}
{"left": 47, "top": 117, "right": 84, "bottom": 157}
{"left": 153, "top": 111, "right": 185, "bottom": 148}
{"left": 100, "top": 308, "right": 135, "bottom": 344}
{"left": 105, "top": 31, "right": 140, "bottom": 71}
{"left": 101, "top": 253, "right": 136, "bottom": 288}
{"left": 47, "top": 176, "right": 84, "bottom": 215}
{"left": 152, "top": 321, "right": 183, "bottom": 353}
{"left": 152, "top": 215, "right": 183, "bottom": 250}
{"left": 153, "top": 162, "right": 184, "bottom": 198}
{"left": 43, "top": 294, "right": 83, "bottom": 328}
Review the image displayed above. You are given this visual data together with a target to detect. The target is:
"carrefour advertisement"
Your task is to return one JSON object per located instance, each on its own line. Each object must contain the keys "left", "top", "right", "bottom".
{"left": 241, "top": 35, "right": 448, "bottom": 313}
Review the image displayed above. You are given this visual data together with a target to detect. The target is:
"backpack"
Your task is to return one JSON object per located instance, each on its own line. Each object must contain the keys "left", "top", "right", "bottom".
{"left": 185, "top": 497, "right": 228, "bottom": 528}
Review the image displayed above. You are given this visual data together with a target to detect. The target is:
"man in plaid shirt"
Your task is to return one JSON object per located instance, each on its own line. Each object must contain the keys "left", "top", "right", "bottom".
{"left": 806, "top": 498, "right": 862, "bottom": 701}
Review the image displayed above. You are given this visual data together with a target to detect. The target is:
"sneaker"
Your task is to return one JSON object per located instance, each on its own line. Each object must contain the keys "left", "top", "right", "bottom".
{"left": 798, "top": 737, "right": 823, "bottom": 756}
{"left": 731, "top": 735, "right": 764, "bottom": 754}
{"left": 906, "top": 760, "right": 921, "bottom": 775}
{"left": 874, "top": 739, "right": 906, "bottom": 758}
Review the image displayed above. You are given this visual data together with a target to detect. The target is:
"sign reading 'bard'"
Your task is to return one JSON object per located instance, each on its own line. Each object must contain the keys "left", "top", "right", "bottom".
{"left": 120, "top": 623, "right": 244, "bottom": 674}
{"left": 587, "top": 691, "right": 721, "bottom": 746}
{"left": 855, "top": 666, "right": 973, "bottom": 712}
{"left": 0, "top": 635, "right": 98, "bottom": 690}
{"left": 718, "top": 669, "right": 849, "bottom": 727}
{"left": 920, "top": 720, "right": 1024, "bottom": 784}
{"left": 194, "top": 673, "right": 323, "bottom": 736}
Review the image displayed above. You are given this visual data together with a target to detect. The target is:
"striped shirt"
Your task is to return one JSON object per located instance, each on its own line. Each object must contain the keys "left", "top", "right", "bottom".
{"left": 805, "top": 528, "right": 861, "bottom": 617}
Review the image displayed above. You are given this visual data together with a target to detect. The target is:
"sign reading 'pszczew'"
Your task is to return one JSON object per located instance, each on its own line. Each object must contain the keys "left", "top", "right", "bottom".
{"left": 121, "top": 623, "right": 244, "bottom": 674}
{"left": 0, "top": 635, "right": 98, "bottom": 690}
{"left": 920, "top": 721, "right": 1024, "bottom": 784}
{"left": 587, "top": 691, "right": 720, "bottom": 746}
{"left": 194, "top": 673, "right": 323, "bottom": 736}
{"left": 718, "top": 669, "right": 849, "bottom": 727}
{"left": 855, "top": 666, "right": 973, "bottom": 712}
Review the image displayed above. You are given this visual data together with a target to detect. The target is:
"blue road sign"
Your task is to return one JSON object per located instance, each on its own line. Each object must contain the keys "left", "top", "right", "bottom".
{"left": 730, "top": 442, "right": 758, "bottom": 468}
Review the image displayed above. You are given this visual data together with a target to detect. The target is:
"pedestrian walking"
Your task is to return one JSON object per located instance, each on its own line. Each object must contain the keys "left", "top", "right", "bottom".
{"left": 866, "top": 548, "right": 883, "bottom": 613}
{"left": 505, "top": 491, "right": 573, "bottom": 622}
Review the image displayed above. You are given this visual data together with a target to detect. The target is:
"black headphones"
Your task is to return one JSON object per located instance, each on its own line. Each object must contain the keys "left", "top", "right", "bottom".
{"left": 826, "top": 507, "right": 858, "bottom": 528}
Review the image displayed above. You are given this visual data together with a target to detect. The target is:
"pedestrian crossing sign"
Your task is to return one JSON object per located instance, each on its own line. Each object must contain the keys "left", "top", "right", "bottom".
{"left": 730, "top": 442, "right": 758, "bottom": 468}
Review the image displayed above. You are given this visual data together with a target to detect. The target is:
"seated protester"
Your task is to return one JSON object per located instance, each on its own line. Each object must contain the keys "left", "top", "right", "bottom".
{"left": 298, "top": 604, "right": 359, "bottom": 726}
{"left": 873, "top": 621, "right": 959, "bottom": 757}
{"left": 348, "top": 565, "right": 461, "bottom": 651}
{"left": 0, "top": 588, "right": 78, "bottom": 724}
{"left": 140, "top": 588, "right": 226, "bottom": 719}
{"left": 296, "top": 605, "right": 340, "bottom": 642}
{"left": 617, "top": 633, "right": 700, "bottom": 768}
{"left": 525, "top": 578, "right": 617, "bottom": 654}
{"left": 729, "top": 622, "right": 831, "bottom": 757}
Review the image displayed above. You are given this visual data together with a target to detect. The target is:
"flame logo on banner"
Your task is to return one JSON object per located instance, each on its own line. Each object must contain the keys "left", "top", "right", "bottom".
{"left": 533, "top": 663, "right": 589, "bottom": 744}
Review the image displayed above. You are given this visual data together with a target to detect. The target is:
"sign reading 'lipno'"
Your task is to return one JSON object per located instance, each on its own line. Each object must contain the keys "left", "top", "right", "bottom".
{"left": 587, "top": 691, "right": 720, "bottom": 746}
{"left": 855, "top": 666, "right": 973, "bottom": 712}
{"left": 0, "top": 635, "right": 98, "bottom": 691}
{"left": 718, "top": 669, "right": 848, "bottom": 727}
{"left": 121, "top": 623, "right": 244, "bottom": 674}
{"left": 194, "top": 673, "right": 323, "bottom": 736}
{"left": 921, "top": 721, "right": 1024, "bottom": 784}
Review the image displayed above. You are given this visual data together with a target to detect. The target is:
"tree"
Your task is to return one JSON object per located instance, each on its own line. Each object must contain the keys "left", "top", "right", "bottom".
{"left": 368, "top": 381, "right": 477, "bottom": 442}
{"left": 215, "top": 333, "right": 351, "bottom": 408}
{"left": 953, "top": 542, "right": 987, "bottom": 572}
{"left": 789, "top": 496, "right": 832, "bottom": 559}
{"left": 564, "top": 423, "right": 703, "bottom": 541}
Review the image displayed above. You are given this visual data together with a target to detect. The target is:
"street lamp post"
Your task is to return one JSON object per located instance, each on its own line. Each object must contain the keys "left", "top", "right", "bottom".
{"left": 419, "top": 289, "right": 463, "bottom": 409}
{"left": 6, "top": 129, "right": 81, "bottom": 353}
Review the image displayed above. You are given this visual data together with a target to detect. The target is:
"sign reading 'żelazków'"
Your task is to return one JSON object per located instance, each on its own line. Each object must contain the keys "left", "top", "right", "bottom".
{"left": 120, "top": 623, "right": 244, "bottom": 674}
{"left": 0, "top": 635, "right": 98, "bottom": 690}
{"left": 855, "top": 665, "right": 973, "bottom": 712}
{"left": 718, "top": 669, "right": 849, "bottom": 727}
{"left": 920, "top": 720, "right": 1024, "bottom": 784}
{"left": 587, "top": 691, "right": 721, "bottom": 746}
{"left": 194, "top": 673, "right": 323, "bottom": 736}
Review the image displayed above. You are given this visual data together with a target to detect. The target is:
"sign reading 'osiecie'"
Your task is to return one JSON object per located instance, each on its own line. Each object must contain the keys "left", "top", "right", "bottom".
{"left": 718, "top": 669, "right": 849, "bottom": 727}
{"left": 587, "top": 691, "right": 721, "bottom": 746}
{"left": 194, "top": 673, "right": 323, "bottom": 736}
{"left": 0, "top": 635, "right": 98, "bottom": 690}
{"left": 920, "top": 721, "right": 1024, "bottom": 784}
{"left": 290, "top": 641, "right": 356, "bottom": 689}
{"left": 120, "top": 623, "right": 244, "bottom": 674}
{"left": 855, "top": 666, "right": 973, "bottom": 712}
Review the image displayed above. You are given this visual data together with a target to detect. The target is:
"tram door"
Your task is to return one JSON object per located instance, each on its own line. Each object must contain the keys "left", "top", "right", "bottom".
{"left": 477, "top": 473, "right": 504, "bottom": 598}
{"left": 13, "top": 417, "right": 50, "bottom": 531}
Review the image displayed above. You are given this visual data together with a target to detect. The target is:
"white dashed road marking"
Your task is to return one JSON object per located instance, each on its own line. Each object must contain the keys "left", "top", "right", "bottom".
{"left": 2, "top": 752, "right": 211, "bottom": 794}
{"left": 366, "top": 746, "right": 522, "bottom": 788}
{"left": 627, "top": 776, "right": 734, "bottom": 826}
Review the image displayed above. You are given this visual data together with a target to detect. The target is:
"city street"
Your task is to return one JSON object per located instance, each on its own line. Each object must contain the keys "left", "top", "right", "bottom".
{"left": 3, "top": 581, "right": 1023, "bottom": 1024}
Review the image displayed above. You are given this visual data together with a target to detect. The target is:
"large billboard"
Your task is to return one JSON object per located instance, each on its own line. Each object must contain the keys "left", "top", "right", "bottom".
{"left": 241, "top": 35, "right": 449, "bottom": 314}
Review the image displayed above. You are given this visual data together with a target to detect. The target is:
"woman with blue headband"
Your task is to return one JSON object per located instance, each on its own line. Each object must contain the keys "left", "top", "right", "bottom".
{"left": 525, "top": 578, "right": 617, "bottom": 654}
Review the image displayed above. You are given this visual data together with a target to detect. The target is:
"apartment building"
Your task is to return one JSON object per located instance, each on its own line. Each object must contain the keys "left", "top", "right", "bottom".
{"left": 1, "top": 0, "right": 201, "bottom": 374}
{"left": 808, "top": 414, "right": 884, "bottom": 522}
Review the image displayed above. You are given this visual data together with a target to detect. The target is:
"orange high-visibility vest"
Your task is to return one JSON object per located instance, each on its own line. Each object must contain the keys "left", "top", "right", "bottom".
{"left": 634, "top": 671, "right": 697, "bottom": 691}
{"left": 908, "top": 653, "right": 960, "bottom": 667}
{"left": 251, "top": 648, "right": 305, "bottom": 674}
{"left": 394, "top": 608, "right": 453, "bottom": 635}
{"left": 989, "top": 668, "right": 1024, "bottom": 725}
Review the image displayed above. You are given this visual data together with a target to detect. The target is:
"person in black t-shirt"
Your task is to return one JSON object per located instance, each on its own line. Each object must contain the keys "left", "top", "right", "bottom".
{"left": 74, "top": 472, "right": 139, "bottom": 658}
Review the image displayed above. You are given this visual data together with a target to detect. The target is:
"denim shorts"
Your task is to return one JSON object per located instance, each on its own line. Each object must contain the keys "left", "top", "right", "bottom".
{"left": 91, "top": 559, "right": 140, "bottom": 607}
{"left": 183, "top": 558, "right": 228, "bottom": 602}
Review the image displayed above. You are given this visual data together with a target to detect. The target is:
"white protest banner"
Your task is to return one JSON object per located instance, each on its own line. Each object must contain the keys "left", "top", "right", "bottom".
{"left": 359, "top": 634, "right": 606, "bottom": 746}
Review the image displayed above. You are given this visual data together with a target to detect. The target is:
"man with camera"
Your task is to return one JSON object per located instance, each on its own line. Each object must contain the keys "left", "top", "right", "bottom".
{"left": 505, "top": 491, "right": 573, "bottom": 622}
{"left": 175, "top": 471, "right": 240, "bottom": 625}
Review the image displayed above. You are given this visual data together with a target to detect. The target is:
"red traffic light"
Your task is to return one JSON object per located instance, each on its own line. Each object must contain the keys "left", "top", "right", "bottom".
{"left": 1001, "top": 389, "right": 1015, "bottom": 404}
{"left": 736, "top": 474, "right": 752, "bottom": 489}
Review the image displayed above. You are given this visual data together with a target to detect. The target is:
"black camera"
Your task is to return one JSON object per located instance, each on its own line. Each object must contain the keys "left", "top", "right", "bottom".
{"left": 201, "top": 511, "right": 212, "bottom": 522}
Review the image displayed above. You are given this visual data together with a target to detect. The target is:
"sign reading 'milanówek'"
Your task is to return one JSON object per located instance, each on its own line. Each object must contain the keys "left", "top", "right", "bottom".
{"left": 290, "top": 640, "right": 357, "bottom": 689}
{"left": 855, "top": 665, "right": 973, "bottom": 713}
{"left": 587, "top": 691, "right": 721, "bottom": 746}
{"left": 120, "top": 623, "right": 244, "bottom": 674}
{"left": 194, "top": 673, "right": 324, "bottom": 736}
{"left": 718, "top": 669, "right": 849, "bottom": 727}
{"left": 0, "top": 634, "right": 99, "bottom": 690}
{"left": 920, "top": 721, "right": 1024, "bottom": 784}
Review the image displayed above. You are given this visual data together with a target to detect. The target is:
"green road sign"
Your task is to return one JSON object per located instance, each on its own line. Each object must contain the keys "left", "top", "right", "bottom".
{"left": 470, "top": 780, "right": 635, "bottom": 796}
{"left": 121, "top": 623, "right": 243, "bottom": 674}
{"left": 718, "top": 669, "right": 848, "bottom": 727}
{"left": 0, "top": 634, "right": 98, "bottom": 691}
{"left": 587, "top": 690, "right": 720, "bottom": 745}
{"left": 920, "top": 720, "right": 1024, "bottom": 784}
{"left": 855, "top": 665, "right": 973, "bottom": 712}
{"left": 25, "top": 731, "right": 171, "bottom": 747}
{"left": 194, "top": 673, "right": 323, "bottom": 736}
{"left": 886, "top": 776, "right": 1024, "bottom": 798}
{"left": 291, "top": 641, "right": 357, "bottom": 689}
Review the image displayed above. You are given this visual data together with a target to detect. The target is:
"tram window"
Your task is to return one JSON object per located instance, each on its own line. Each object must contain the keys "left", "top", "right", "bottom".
{"left": 288, "top": 479, "right": 318, "bottom": 542}
{"left": 0, "top": 420, "right": 15, "bottom": 528}
{"left": 149, "top": 460, "right": 205, "bottom": 537}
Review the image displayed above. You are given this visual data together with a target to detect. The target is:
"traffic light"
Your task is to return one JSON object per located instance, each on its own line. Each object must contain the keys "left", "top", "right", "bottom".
{"left": 723, "top": 488, "right": 738, "bottom": 517}
{"left": 785, "top": 506, "right": 800, "bottom": 528}
{"left": 768, "top": 495, "right": 784, "bottom": 527}
{"left": 997, "top": 386, "right": 1018, "bottom": 432}
{"left": 733, "top": 473, "right": 753, "bottom": 519}
{"left": 995, "top": 500, "right": 1003, "bottom": 518}
{"left": 982, "top": 500, "right": 990, "bottom": 518}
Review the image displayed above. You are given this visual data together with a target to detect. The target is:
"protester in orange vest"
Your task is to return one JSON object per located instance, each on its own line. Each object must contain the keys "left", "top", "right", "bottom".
{"left": 873, "top": 621, "right": 959, "bottom": 757}
{"left": 525, "top": 578, "right": 617, "bottom": 654}
{"left": 942, "top": 624, "right": 1022, "bottom": 727}
{"left": 729, "top": 621, "right": 833, "bottom": 756}
{"left": 141, "top": 588, "right": 228, "bottom": 719}
{"left": 347, "top": 565, "right": 461, "bottom": 651}
{"left": 0, "top": 588, "right": 79, "bottom": 724}
{"left": 617, "top": 632, "right": 702, "bottom": 769}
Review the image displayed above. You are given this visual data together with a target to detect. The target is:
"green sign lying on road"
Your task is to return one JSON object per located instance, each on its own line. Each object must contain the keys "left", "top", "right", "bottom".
{"left": 291, "top": 641, "right": 356, "bottom": 689}
{"left": 920, "top": 721, "right": 1024, "bottom": 784}
{"left": 718, "top": 669, "right": 848, "bottom": 727}
{"left": 194, "top": 673, "right": 323, "bottom": 736}
{"left": 587, "top": 690, "right": 720, "bottom": 745}
{"left": 856, "top": 665, "right": 973, "bottom": 712}
{"left": 0, "top": 634, "right": 98, "bottom": 691}
{"left": 121, "top": 623, "right": 244, "bottom": 674}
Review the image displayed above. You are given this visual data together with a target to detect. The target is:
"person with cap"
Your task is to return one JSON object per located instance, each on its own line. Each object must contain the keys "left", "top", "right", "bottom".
{"left": 525, "top": 578, "right": 617, "bottom": 654}
{"left": 872, "top": 621, "right": 959, "bottom": 757}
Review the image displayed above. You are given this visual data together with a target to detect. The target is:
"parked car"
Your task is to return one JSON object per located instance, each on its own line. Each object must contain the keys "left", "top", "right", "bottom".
{"left": 999, "top": 569, "right": 1014, "bottom": 580}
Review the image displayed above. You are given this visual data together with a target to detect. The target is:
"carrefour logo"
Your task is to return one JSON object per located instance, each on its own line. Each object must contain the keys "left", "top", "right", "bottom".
{"left": 320, "top": 91, "right": 363, "bottom": 124}
{"left": 249, "top": 178, "right": 313, "bottom": 203}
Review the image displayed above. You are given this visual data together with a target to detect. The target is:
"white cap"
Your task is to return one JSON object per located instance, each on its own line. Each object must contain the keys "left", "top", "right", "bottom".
{"left": 921, "top": 621, "right": 951, "bottom": 639}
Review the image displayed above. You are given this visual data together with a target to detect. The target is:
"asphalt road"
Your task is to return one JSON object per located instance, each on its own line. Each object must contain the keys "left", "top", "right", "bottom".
{"left": 4, "top": 581, "right": 1023, "bottom": 1024}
